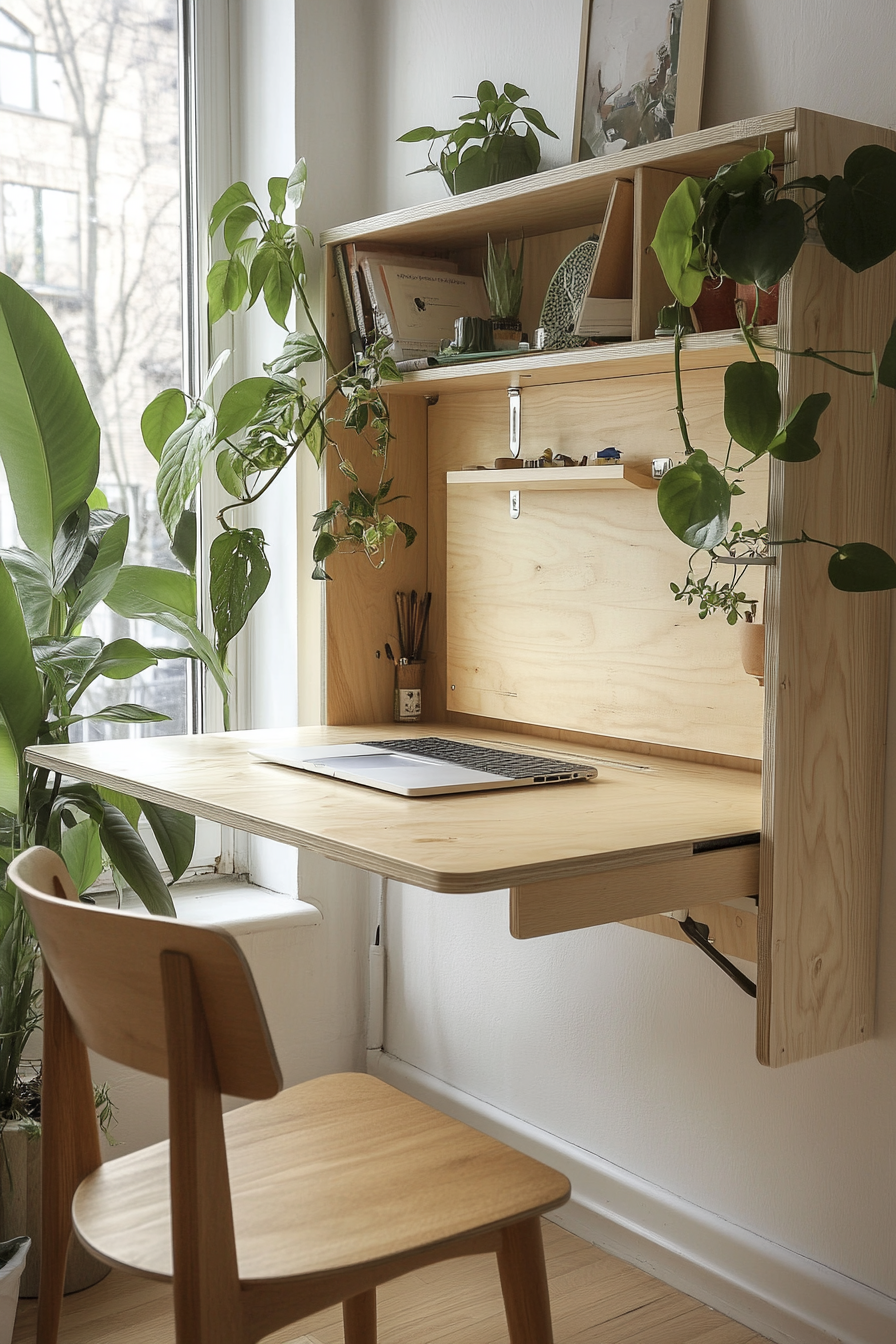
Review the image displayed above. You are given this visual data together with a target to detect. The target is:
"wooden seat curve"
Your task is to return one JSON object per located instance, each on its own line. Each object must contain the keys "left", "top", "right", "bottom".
{"left": 9, "top": 847, "right": 570, "bottom": 1344}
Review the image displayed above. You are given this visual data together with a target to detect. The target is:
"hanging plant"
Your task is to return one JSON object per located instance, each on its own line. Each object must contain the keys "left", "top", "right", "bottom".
{"left": 650, "top": 145, "right": 896, "bottom": 609}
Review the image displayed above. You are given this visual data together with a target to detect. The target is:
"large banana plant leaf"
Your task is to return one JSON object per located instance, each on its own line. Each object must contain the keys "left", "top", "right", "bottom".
{"left": 0, "top": 561, "right": 43, "bottom": 813}
{"left": 0, "top": 274, "right": 99, "bottom": 564}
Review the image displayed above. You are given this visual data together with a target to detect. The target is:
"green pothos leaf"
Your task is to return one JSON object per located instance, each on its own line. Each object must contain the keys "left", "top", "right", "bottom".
{"left": 827, "top": 541, "right": 896, "bottom": 591}
{"left": 768, "top": 392, "right": 831, "bottom": 461}
{"left": 208, "top": 527, "right": 272, "bottom": 661}
{"left": 656, "top": 450, "right": 730, "bottom": 551}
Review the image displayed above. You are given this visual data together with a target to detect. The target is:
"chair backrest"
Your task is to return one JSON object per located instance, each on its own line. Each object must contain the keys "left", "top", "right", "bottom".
{"left": 9, "top": 847, "right": 282, "bottom": 1100}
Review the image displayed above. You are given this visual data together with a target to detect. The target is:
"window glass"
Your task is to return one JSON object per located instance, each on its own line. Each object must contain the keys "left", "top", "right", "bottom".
{"left": 0, "top": 11, "right": 31, "bottom": 45}
{"left": 35, "top": 51, "right": 64, "bottom": 116}
{"left": 1, "top": 182, "right": 36, "bottom": 279}
{"left": 0, "top": 43, "right": 32, "bottom": 107}
{"left": 0, "top": 0, "right": 190, "bottom": 741}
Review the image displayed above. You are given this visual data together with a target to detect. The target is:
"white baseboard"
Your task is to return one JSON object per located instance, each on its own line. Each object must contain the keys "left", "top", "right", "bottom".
{"left": 370, "top": 1052, "right": 896, "bottom": 1344}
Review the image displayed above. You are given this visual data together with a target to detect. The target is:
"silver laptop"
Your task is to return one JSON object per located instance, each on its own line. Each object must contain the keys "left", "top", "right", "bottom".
{"left": 249, "top": 736, "right": 598, "bottom": 797}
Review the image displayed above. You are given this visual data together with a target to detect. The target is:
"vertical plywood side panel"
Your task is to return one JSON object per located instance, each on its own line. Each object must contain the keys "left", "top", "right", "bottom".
{"left": 757, "top": 110, "right": 896, "bottom": 1065}
{"left": 632, "top": 167, "right": 687, "bottom": 339}
{"left": 323, "top": 395, "right": 429, "bottom": 724}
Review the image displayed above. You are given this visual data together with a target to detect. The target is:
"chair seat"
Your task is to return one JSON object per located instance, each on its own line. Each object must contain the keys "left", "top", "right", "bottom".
{"left": 73, "top": 1072, "right": 570, "bottom": 1283}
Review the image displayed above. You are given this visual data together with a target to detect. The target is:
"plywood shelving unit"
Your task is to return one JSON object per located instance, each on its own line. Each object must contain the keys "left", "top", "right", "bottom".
{"left": 318, "top": 108, "right": 896, "bottom": 1067}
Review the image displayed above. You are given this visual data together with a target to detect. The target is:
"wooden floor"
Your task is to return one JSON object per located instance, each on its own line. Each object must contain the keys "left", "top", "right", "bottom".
{"left": 13, "top": 1220, "right": 772, "bottom": 1343}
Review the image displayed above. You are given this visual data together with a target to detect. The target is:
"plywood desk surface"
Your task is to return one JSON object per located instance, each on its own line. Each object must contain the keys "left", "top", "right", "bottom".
{"left": 26, "top": 726, "right": 760, "bottom": 895}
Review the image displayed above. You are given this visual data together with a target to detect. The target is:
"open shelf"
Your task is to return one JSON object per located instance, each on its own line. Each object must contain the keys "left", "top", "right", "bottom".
{"left": 384, "top": 327, "right": 776, "bottom": 396}
{"left": 447, "top": 465, "right": 657, "bottom": 490}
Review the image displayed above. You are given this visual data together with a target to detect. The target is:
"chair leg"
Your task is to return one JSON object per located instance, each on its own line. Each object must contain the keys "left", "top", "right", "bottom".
{"left": 343, "top": 1288, "right": 377, "bottom": 1344}
{"left": 496, "top": 1217, "right": 554, "bottom": 1344}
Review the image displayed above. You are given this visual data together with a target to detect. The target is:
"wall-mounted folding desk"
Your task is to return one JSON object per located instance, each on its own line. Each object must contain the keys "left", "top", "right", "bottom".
{"left": 23, "top": 109, "right": 895, "bottom": 1075}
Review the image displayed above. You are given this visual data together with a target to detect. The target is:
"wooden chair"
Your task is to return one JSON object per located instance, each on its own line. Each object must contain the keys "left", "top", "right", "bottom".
{"left": 9, "top": 846, "right": 570, "bottom": 1344}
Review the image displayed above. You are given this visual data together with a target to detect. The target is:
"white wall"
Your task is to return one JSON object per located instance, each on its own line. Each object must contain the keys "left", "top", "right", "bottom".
{"left": 289, "top": 0, "right": 896, "bottom": 1335}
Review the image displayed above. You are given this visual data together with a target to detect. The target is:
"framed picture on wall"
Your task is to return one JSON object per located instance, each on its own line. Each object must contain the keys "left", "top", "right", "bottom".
{"left": 573, "top": 0, "right": 712, "bottom": 161}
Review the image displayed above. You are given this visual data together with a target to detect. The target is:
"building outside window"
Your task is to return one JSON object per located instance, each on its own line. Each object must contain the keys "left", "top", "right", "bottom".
{"left": 0, "top": 0, "right": 192, "bottom": 740}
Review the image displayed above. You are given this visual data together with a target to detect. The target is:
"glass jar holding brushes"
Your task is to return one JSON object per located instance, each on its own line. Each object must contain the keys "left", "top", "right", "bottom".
{"left": 387, "top": 590, "right": 431, "bottom": 722}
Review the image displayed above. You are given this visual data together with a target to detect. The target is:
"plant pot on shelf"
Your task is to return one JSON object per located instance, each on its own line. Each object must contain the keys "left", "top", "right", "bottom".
{"left": 0, "top": 1123, "right": 110, "bottom": 1298}
{"left": 0, "top": 1238, "right": 30, "bottom": 1344}
{"left": 448, "top": 133, "right": 537, "bottom": 195}
{"left": 689, "top": 276, "right": 738, "bottom": 332}
{"left": 735, "top": 282, "right": 780, "bottom": 326}
{"left": 739, "top": 620, "right": 766, "bottom": 686}
{"left": 490, "top": 317, "right": 522, "bottom": 350}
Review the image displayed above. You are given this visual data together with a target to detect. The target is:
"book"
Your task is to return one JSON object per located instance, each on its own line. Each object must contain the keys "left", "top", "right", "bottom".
{"left": 334, "top": 247, "right": 363, "bottom": 357}
{"left": 576, "top": 297, "right": 632, "bottom": 338}
{"left": 343, "top": 243, "right": 369, "bottom": 340}
{"left": 378, "top": 264, "right": 490, "bottom": 357}
{"left": 357, "top": 251, "right": 461, "bottom": 359}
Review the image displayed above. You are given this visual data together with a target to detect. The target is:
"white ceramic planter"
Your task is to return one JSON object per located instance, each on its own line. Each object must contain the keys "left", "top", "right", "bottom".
{"left": 0, "top": 1124, "right": 109, "bottom": 1298}
{"left": 0, "top": 1238, "right": 30, "bottom": 1344}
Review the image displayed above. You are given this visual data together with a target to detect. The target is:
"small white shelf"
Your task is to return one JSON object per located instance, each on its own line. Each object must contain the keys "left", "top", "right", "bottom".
{"left": 447, "top": 465, "right": 657, "bottom": 491}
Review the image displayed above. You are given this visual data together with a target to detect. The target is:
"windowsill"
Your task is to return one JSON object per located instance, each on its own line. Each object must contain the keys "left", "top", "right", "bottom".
{"left": 96, "top": 875, "right": 322, "bottom": 934}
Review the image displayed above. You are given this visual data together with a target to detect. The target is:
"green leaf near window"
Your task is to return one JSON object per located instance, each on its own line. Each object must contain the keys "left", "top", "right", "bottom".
{"left": 768, "top": 392, "right": 831, "bottom": 461}
{"left": 51, "top": 503, "right": 90, "bottom": 593}
{"left": 286, "top": 158, "right": 307, "bottom": 209}
{"left": 69, "top": 638, "right": 160, "bottom": 705}
{"left": 64, "top": 513, "right": 129, "bottom": 632}
{"left": 171, "top": 508, "right": 197, "bottom": 574}
{"left": 156, "top": 404, "right": 217, "bottom": 538}
{"left": 0, "top": 548, "right": 52, "bottom": 638}
{"left": 656, "top": 451, "right": 731, "bottom": 551}
{"left": 141, "top": 388, "right": 187, "bottom": 462}
{"left": 716, "top": 196, "right": 805, "bottom": 289}
{"left": 106, "top": 565, "right": 196, "bottom": 619}
{"left": 209, "top": 527, "right": 272, "bottom": 661}
{"left": 214, "top": 377, "right": 277, "bottom": 445}
{"left": 817, "top": 144, "right": 896, "bottom": 272}
{"left": 140, "top": 801, "right": 196, "bottom": 884}
{"left": 724, "top": 361, "right": 781, "bottom": 454}
{"left": 60, "top": 818, "right": 103, "bottom": 896}
{"left": 0, "top": 561, "right": 43, "bottom": 813}
{"left": 97, "top": 802, "right": 176, "bottom": 919}
{"left": 268, "top": 177, "right": 288, "bottom": 217}
{"left": 0, "top": 274, "right": 100, "bottom": 564}
{"left": 650, "top": 178, "right": 706, "bottom": 306}
{"left": 209, "top": 180, "right": 255, "bottom": 238}
{"left": 827, "top": 541, "right": 896, "bottom": 591}
{"left": 207, "top": 256, "right": 249, "bottom": 323}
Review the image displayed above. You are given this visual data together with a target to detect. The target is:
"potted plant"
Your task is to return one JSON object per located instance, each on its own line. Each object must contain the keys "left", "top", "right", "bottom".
{"left": 398, "top": 81, "right": 558, "bottom": 195}
{"left": 0, "top": 1236, "right": 30, "bottom": 1344}
{"left": 0, "top": 271, "right": 215, "bottom": 1290}
{"left": 483, "top": 235, "right": 525, "bottom": 349}
{"left": 140, "top": 161, "right": 416, "bottom": 725}
{"left": 650, "top": 145, "right": 896, "bottom": 619}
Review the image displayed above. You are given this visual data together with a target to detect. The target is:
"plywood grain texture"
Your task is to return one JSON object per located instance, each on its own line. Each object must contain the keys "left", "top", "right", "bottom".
{"left": 440, "top": 370, "right": 768, "bottom": 758}
{"left": 323, "top": 395, "right": 429, "bottom": 725}
{"left": 623, "top": 900, "right": 758, "bottom": 963}
{"left": 757, "top": 109, "right": 896, "bottom": 1065}
{"left": 25, "top": 728, "right": 761, "bottom": 896}
{"left": 510, "top": 846, "right": 760, "bottom": 940}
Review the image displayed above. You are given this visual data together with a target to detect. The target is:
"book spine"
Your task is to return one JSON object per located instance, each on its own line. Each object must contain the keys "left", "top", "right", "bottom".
{"left": 334, "top": 246, "right": 363, "bottom": 357}
{"left": 344, "top": 243, "right": 368, "bottom": 340}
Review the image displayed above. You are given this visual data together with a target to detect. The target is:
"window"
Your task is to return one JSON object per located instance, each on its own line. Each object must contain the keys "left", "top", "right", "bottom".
{"left": 1, "top": 183, "right": 79, "bottom": 288}
{"left": 0, "top": 10, "right": 65, "bottom": 115}
{"left": 0, "top": 0, "right": 191, "bottom": 740}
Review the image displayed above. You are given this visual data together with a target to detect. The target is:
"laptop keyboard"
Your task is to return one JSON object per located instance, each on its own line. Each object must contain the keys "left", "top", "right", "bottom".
{"left": 360, "top": 737, "right": 592, "bottom": 781}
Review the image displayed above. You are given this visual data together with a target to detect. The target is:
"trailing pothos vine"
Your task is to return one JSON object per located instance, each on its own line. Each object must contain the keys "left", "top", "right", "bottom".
{"left": 140, "top": 161, "right": 413, "bottom": 724}
{"left": 651, "top": 145, "right": 896, "bottom": 620}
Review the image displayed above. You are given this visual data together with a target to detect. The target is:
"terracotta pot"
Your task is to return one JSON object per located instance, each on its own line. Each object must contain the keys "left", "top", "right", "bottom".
{"left": 0, "top": 1123, "right": 110, "bottom": 1298}
{"left": 735, "top": 283, "right": 780, "bottom": 326}
{"left": 739, "top": 621, "right": 766, "bottom": 686}
{"left": 690, "top": 276, "right": 738, "bottom": 332}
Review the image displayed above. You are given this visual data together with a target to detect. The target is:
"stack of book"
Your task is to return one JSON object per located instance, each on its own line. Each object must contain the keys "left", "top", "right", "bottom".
{"left": 335, "top": 245, "right": 490, "bottom": 365}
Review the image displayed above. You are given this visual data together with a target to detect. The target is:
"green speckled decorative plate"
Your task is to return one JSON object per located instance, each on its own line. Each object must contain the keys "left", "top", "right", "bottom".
{"left": 538, "top": 236, "right": 599, "bottom": 349}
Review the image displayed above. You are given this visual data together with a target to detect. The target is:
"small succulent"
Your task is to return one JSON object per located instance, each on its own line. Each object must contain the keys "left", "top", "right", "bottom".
{"left": 483, "top": 235, "right": 525, "bottom": 320}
